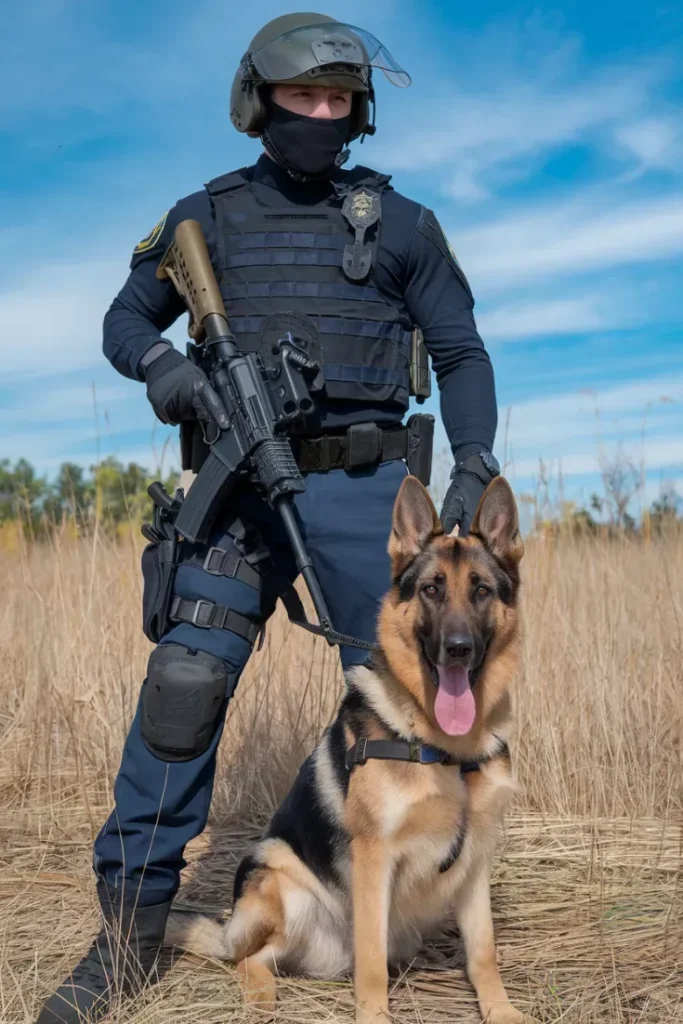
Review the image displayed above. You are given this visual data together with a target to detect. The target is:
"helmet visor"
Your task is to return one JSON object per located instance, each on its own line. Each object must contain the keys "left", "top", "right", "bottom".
{"left": 249, "top": 22, "right": 411, "bottom": 88}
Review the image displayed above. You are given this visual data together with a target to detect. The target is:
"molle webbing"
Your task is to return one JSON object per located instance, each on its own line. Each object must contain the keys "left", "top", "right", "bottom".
{"left": 204, "top": 167, "right": 413, "bottom": 408}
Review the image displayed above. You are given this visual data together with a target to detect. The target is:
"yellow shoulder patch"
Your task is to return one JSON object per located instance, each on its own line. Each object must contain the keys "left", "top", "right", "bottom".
{"left": 133, "top": 211, "right": 169, "bottom": 254}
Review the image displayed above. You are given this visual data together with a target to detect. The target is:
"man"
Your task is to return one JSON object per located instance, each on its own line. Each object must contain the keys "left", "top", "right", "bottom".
{"left": 37, "top": 12, "right": 499, "bottom": 1024}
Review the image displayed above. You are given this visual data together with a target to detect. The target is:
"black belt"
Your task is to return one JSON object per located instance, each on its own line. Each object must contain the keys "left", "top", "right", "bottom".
{"left": 294, "top": 422, "right": 407, "bottom": 473}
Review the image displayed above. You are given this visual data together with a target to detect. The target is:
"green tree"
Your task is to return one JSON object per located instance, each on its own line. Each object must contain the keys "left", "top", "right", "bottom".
{"left": 0, "top": 457, "right": 49, "bottom": 525}
{"left": 649, "top": 486, "right": 682, "bottom": 534}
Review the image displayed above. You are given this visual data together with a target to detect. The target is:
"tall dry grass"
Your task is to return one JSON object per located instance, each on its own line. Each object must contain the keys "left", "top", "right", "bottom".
{"left": 0, "top": 523, "right": 681, "bottom": 1022}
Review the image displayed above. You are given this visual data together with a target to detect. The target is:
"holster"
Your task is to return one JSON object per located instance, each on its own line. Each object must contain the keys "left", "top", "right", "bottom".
{"left": 405, "top": 413, "right": 435, "bottom": 486}
{"left": 140, "top": 492, "right": 182, "bottom": 644}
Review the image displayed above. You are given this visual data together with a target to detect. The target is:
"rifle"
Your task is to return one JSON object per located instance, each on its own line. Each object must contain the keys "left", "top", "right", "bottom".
{"left": 151, "top": 218, "right": 373, "bottom": 651}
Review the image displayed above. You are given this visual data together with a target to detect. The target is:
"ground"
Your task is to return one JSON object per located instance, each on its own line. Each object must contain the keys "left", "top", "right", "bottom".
{"left": 1, "top": 524, "right": 681, "bottom": 1022}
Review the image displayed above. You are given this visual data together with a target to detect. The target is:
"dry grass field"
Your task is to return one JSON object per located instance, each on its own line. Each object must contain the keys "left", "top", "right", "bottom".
{"left": 0, "top": 522, "right": 681, "bottom": 1023}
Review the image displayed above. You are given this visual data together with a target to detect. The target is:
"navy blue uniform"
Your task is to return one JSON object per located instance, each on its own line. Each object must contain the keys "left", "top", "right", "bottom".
{"left": 93, "top": 153, "right": 497, "bottom": 907}
{"left": 104, "top": 154, "right": 496, "bottom": 456}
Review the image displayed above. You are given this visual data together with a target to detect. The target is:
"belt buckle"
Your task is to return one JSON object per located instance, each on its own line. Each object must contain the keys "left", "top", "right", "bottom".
{"left": 346, "top": 738, "right": 368, "bottom": 770}
{"left": 203, "top": 546, "right": 239, "bottom": 578}
{"left": 191, "top": 600, "right": 214, "bottom": 628}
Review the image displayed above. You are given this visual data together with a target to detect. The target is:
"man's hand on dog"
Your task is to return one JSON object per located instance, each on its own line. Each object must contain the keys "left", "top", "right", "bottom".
{"left": 440, "top": 451, "right": 500, "bottom": 536}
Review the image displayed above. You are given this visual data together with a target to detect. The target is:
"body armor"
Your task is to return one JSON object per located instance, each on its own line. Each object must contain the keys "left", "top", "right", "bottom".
{"left": 205, "top": 164, "right": 413, "bottom": 412}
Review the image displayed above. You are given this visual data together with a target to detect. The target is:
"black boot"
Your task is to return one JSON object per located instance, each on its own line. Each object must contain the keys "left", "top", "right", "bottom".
{"left": 36, "top": 880, "right": 172, "bottom": 1024}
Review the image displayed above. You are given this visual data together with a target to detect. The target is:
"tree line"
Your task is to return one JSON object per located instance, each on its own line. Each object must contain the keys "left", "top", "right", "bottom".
{"left": 0, "top": 453, "right": 680, "bottom": 542}
{"left": 0, "top": 456, "right": 179, "bottom": 537}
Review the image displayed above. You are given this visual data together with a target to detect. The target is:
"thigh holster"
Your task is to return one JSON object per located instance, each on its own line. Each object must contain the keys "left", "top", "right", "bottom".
{"left": 140, "top": 644, "right": 229, "bottom": 762}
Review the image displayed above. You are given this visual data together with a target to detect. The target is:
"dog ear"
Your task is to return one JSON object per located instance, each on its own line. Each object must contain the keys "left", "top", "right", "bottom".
{"left": 389, "top": 475, "right": 442, "bottom": 576}
{"left": 470, "top": 477, "right": 524, "bottom": 564}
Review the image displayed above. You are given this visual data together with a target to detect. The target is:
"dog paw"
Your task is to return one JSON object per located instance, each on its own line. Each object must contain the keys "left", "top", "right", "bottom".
{"left": 236, "top": 958, "right": 277, "bottom": 1012}
{"left": 484, "top": 1007, "right": 540, "bottom": 1024}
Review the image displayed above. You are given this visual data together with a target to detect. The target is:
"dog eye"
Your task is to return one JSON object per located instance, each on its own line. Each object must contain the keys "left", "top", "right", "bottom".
{"left": 475, "top": 585, "right": 491, "bottom": 599}
{"left": 422, "top": 583, "right": 438, "bottom": 597}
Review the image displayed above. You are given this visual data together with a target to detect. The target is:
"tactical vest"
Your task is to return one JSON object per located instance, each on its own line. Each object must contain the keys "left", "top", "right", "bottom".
{"left": 204, "top": 164, "right": 414, "bottom": 413}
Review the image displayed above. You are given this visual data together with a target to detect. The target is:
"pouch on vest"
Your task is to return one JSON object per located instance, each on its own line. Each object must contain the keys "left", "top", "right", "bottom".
{"left": 140, "top": 484, "right": 183, "bottom": 643}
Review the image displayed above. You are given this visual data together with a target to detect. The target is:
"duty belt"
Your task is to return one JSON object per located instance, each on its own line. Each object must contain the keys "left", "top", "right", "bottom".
{"left": 293, "top": 422, "right": 408, "bottom": 473}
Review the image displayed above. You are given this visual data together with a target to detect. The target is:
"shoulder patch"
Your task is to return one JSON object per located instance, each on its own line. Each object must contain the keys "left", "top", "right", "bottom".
{"left": 133, "top": 211, "right": 169, "bottom": 255}
{"left": 417, "top": 208, "right": 474, "bottom": 303}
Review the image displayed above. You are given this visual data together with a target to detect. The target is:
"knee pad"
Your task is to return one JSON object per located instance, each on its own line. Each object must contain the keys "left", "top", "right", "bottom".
{"left": 140, "top": 644, "right": 229, "bottom": 762}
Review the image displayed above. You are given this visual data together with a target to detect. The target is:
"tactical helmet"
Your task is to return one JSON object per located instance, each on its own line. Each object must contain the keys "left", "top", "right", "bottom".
{"left": 230, "top": 13, "right": 410, "bottom": 142}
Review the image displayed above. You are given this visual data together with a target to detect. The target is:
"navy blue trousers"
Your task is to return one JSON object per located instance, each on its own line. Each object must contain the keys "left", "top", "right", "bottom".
{"left": 93, "top": 459, "right": 407, "bottom": 906}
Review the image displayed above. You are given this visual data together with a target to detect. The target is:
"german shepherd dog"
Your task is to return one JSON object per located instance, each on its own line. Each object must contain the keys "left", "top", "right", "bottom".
{"left": 165, "top": 475, "right": 539, "bottom": 1024}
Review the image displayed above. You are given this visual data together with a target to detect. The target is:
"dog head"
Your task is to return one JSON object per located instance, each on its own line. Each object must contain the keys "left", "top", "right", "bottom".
{"left": 378, "top": 474, "right": 524, "bottom": 741}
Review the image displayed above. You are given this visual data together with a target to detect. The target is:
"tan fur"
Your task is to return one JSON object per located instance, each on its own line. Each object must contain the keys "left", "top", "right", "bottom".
{"left": 165, "top": 477, "right": 539, "bottom": 1024}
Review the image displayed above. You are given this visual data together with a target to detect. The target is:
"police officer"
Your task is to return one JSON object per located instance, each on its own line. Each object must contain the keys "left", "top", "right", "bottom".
{"left": 37, "top": 13, "right": 500, "bottom": 1023}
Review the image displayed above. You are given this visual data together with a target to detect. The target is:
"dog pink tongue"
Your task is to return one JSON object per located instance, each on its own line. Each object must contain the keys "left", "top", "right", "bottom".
{"left": 434, "top": 666, "right": 476, "bottom": 736}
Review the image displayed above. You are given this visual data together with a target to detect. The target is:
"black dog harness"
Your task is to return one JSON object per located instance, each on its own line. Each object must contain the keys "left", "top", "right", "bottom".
{"left": 345, "top": 735, "right": 509, "bottom": 774}
{"left": 344, "top": 734, "right": 510, "bottom": 874}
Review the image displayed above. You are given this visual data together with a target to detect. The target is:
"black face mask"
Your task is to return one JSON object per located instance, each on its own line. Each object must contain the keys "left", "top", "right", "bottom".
{"left": 262, "top": 101, "right": 352, "bottom": 179}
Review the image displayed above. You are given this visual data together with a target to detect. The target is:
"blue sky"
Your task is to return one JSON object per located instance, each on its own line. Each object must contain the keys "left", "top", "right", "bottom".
{"left": 1, "top": 0, "right": 682, "bottom": 518}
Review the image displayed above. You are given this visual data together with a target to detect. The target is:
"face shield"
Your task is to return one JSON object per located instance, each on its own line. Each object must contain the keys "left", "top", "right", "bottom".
{"left": 246, "top": 22, "right": 411, "bottom": 88}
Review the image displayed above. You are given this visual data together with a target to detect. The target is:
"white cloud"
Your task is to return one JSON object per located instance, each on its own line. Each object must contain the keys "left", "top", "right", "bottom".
{"left": 507, "top": 437, "right": 682, "bottom": 480}
{"left": 1, "top": 418, "right": 179, "bottom": 477}
{"left": 614, "top": 116, "right": 683, "bottom": 172}
{"left": 371, "top": 21, "right": 675, "bottom": 201}
{"left": 477, "top": 295, "right": 621, "bottom": 341}
{"left": 0, "top": 385, "right": 131, "bottom": 428}
{"left": 497, "top": 375, "right": 683, "bottom": 481}
{"left": 0, "top": 260, "right": 125, "bottom": 372}
{"left": 453, "top": 190, "right": 683, "bottom": 291}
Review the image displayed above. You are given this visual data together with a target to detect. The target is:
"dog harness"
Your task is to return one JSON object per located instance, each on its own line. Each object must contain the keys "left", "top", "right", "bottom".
{"left": 344, "top": 735, "right": 509, "bottom": 774}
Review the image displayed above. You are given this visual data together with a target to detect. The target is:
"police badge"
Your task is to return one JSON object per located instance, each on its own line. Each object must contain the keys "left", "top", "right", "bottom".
{"left": 341, "top": 187, "right": 382, "bottom": 281}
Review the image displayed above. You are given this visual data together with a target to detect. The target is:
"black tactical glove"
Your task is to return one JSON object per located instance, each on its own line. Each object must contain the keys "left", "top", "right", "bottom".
{"left": 439, "top": 451, "right": 500, "bottom": 536}
{"left": 144, "top": 347, "right": 229, "bottom": 432}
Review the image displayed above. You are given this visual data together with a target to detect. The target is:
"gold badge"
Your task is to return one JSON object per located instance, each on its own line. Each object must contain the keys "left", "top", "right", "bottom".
{"left": 351, "top": 190, "right": 375, "bottom": 224}
{"left": 133, "top": 211, "right": 169, "bottom": 254}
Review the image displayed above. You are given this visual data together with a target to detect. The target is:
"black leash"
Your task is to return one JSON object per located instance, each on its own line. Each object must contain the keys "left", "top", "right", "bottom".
{"left": 277, "top": 581, "right": 380, "bottom": 652}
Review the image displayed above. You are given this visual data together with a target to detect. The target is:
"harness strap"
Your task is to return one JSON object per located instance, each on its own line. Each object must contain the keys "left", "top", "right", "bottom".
{"left": 183, "top": 545, "right": 263, "bottom": 590}
{"left": 169, "top": 579, "right": 378, "bottom": 653}
{"left": 168, "top": 596, "right": 262, "bottom": 645}
{"left": 345, "top": 736, "right": 510, "bottom": 772}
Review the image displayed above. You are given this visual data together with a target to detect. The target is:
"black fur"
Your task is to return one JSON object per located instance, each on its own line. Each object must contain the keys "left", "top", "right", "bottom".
{"left": 438, "top": 812, "right": 468, "bottom": 873}
{"left": 397, "top": 552, "right": 433, "bottom": 602}
{"left": 232, "top": 853, "right": 261, "bottom": 903}
{"left": 328, "top": 714, "right": 351, "bottom": 798}
{"left": 264, "top": 753, "right": 347, "bottom": 888}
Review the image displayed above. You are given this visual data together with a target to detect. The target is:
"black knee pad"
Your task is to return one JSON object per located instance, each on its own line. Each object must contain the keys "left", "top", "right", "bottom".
{"left": 140, "top": 644, "right": 229, "bottom": 762}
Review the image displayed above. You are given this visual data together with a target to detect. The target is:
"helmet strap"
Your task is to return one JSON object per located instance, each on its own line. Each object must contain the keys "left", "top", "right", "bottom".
{"left": 360, "top": 85, "right": 377, "bottom": 144}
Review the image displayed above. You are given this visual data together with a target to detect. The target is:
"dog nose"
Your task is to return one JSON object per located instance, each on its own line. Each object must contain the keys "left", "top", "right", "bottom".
{"left": 444, "top": 633, "right": 473, "bottom": 662}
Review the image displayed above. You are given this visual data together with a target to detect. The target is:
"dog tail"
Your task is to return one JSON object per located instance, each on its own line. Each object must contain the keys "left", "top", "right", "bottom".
{"left": 164, "top": 909, "right": 231, "bottom": 959}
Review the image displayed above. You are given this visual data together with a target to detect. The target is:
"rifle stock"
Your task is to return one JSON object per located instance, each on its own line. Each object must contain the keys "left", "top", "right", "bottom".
{"left": 156, "top": 219, "right": 228, "bottom": 341}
